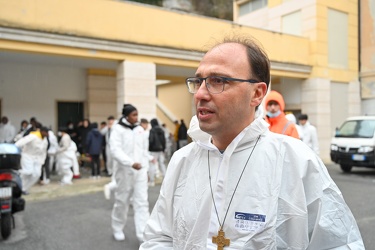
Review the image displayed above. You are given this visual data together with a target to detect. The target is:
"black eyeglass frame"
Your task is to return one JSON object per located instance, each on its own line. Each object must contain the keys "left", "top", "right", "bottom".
{"left": 185, "top": 76, "right": 259, "bottom": 94}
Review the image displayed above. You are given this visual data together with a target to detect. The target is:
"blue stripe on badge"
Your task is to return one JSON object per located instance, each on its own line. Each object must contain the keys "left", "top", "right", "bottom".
{"left": 235, "top": 212, "right": 266, "bottom": 222}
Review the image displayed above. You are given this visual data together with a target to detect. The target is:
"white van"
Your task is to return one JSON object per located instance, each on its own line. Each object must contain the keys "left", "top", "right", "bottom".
{"left": 330, "top": 116, "right": 375, "bottom": 172}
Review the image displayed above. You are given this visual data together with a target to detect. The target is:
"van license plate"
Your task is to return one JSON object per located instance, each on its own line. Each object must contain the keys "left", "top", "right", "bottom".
{"left": 352, "top": 154, "right": 365, "bottom": 161}
{"left": 0, "top": 187, "right": 12, "bottom": 198}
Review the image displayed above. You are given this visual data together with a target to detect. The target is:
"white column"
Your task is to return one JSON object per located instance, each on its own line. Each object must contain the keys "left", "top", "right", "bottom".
{"left": 116, "top": 61, "right": 156, "bottom": 120}
{"left": 301, "top": 78, "right": 331, "bottom": 163}
{"left": 348, "top": 80, "right": 361, "bottom": 117}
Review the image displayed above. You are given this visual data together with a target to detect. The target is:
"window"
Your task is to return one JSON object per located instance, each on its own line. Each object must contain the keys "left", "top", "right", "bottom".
{"left": 337, "top": 120, "right": 375, "bottom": 138}
{"left": 328, "top": 9, "right": 348, "bottom": 68}
{"left": 282, "top": 10, "right": 302, "bottom": 36}
{"left": 239, "top": 0, "right": 268, "bottom": 16}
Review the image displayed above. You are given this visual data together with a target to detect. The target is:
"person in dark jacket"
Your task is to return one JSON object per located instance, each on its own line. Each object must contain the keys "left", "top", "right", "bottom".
{"left": 23, "top": 117, "right": 38, "bottom": 137}
{"left": 148, "top": 118, "right": 166, "bottom": 186}
{"left": 78, "top": 118, "right": 91, "bottom": 155}
{"left": 86, "top": 122, "right": 103, "bottom": 179}
{"left": 66, "top": 120, "right": 79, "bottom": 146}
{"left": 177, "top": 119, "right": 188, "bottom": 148}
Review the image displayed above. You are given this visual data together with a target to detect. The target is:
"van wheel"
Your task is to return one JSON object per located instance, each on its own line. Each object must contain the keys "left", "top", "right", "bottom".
{"left": 340, "top": 164, "right": 352, "bottom": 173}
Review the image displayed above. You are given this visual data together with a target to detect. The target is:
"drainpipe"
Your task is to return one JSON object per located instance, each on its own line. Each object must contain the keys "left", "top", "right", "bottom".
{"left": 358, "top": 0, "right": 362, "bottom": 100}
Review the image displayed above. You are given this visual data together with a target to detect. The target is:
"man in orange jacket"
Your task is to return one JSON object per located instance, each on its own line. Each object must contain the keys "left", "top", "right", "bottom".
{"left": 264, "top": 90, "right": 300, "bottom": 139}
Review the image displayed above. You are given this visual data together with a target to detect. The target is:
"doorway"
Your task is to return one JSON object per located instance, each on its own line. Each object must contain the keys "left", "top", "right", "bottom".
{"left": 57, "top": 102, "right": 84, "bottom": 130}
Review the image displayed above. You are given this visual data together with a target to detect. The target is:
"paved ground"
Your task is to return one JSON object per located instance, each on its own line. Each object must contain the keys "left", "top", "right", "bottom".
{"left": 25, "top": 167, "right": 111, "bottom": 202}
{"left": 25, "top": 166, "right": 163, "bottom": 202}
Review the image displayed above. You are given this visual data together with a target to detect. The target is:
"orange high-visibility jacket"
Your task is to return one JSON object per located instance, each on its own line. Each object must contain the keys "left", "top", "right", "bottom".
{"left": 264, "top": 90, "right": 300, "bottom": 139}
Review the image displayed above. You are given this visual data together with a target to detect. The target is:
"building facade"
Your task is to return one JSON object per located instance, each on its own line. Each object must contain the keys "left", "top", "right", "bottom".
{"left": 360, "top": 0, "right": 375, "bottom": 113}
{"left": 0, "top": 0, "right": 368, "bottom": 163}
{"left": 234, "top": 0, "right": 372, "bottom": 162}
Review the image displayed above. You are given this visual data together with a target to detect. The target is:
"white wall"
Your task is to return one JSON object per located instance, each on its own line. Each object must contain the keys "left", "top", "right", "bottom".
{"left": 328, "top": 9, "right": 348, "bottom": 69}
{"left": 269, "top": 78, "right": 302, "bottom": 110}
{"left": 236, "top": 0, "right": 316, "bottom": 39}
{"left": 280, "top": 78, "right": 302, "bottom": 109}
{"left": 0, "top": 62, "right": 86, "bottom": 132}
{"left": 330, "top": 81, "right": 348, "bottom": 131}
{"left": 362, "top": 99, "right": 375, "bottom": 115}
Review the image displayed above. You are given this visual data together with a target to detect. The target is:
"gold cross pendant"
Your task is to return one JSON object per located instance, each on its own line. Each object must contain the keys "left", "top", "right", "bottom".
{"left": 212, "top": 228, "right": 230, "bottom": 250}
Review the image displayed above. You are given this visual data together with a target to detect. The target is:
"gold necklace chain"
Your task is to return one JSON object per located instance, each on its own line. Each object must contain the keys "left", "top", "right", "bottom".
{"left": 208, "top": 135, "right": 261, "bottom": 231}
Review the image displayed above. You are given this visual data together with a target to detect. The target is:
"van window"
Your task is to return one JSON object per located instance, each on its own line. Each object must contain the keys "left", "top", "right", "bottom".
{"left": 336, "top": 119, "right": 375, "bottom": 138}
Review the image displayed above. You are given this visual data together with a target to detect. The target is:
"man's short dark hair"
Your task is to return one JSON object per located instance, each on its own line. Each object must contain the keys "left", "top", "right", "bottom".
{"left": 35, "top": 122, "right": 42, "bottom": 129}
{"left": 211, "top": 35, "right": 271, "bottom": 88}
{"left": 40, "top": 126, "right": 49, "bottom": 132}
{"left": 108, "top": 115, "right": 115, "bottom": 120}
{"left": 298, "top": 114, "right": 308, "bottom": 120}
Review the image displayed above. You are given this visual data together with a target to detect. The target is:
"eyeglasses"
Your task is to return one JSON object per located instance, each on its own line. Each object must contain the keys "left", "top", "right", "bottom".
{"left": 185, "top": 76, "right": 259, "bottom": 94}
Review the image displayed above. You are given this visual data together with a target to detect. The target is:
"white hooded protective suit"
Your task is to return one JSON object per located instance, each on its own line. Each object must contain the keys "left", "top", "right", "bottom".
{"left": 56, "top": 134, "right": 78, "bottom": 184}
{"left": 140, "top": 115, "right": 364, "bottom": 249}
{"left": 300, "top": 121, "right": 319, "bottom": 155}
{"left": 105, "top": 119, "right": 118, "bottom": 177}
{"left": 0, "top": 121, "right": 16, "bottom": 143}
{"left": 15, "top": 131, "right": 48, "bottom": 192}
{"left": 109, "top": 118, "right": 150, "bottom": 242}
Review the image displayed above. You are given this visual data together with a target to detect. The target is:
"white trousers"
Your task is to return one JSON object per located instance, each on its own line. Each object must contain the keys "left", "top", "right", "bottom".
{"left": 179, "top": 139, "right": 188, "bottom": 148}
{"left": 20, "top": 157, "right": 42, "bottom": 192}
{"left": 20, "top": 162, "right": 42, "bottom": 191}
{"left": 48, "top": 155, "right": 55, "bottom": 172}
{"left": 56, "top": 156, "right": 74, "bottom": 184}
{"left": 106, "top": 162, "right": 118, "bottom": 191}
{"left": 60, "top": 168, "right": 73, "bottom": 184}
{"left": 149, "top": 151, "right": 166, "bottom": 183}
{"left": 21, "top": 174, "right": 41, "bottom": 192}
{"left": 105, "top": 146, "right": 114, "bottom": 175}
{"left": 72, "top": 154, "right": 80, "bottom": 176}
{"left": 111, "top": 165, "right": 149, "bottom": 242}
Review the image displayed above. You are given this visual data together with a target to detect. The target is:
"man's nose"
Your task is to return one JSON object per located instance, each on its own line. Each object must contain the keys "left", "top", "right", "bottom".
{"left": 195, "top": 81, "right": 210, "bottom": 100}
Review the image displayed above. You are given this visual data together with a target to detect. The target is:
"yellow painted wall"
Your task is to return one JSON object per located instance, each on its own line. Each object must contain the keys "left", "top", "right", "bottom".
{"left": 314, "top": 0, "right": 358, "bottom": 81}
{"left": 360, "top": 0, "right": 375, "bottom": 98}
{"left": 87, "top": 70, "right": 117, "bottom": 124}
{"left": 360, "top": 0, "right": 375, "bottom": 72}
{"left": 0, "top": 0, "right": 311, "bottom": 70}
{"left": 157, "top": 81, "right": 193, "bottom": 127}
{"left": 233, "top": 0, "right": 359, "bottom": 82}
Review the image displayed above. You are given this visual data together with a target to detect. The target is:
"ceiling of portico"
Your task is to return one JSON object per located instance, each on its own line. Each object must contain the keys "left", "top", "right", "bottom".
{"left": 0, "top": 50, "right": 118, "bottom": 70}
{"left": 0, "top": 50, "right": 196, "bottom": 80}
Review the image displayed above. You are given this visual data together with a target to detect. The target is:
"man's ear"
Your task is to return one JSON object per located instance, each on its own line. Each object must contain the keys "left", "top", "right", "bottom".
{"left": 251, "top": 82, "right": 268, "bottom": 107}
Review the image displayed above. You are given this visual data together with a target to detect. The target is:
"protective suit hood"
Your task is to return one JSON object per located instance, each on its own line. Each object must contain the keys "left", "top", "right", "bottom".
{"left": 187, "top": 107, "right": 269, "bottom": 152}
{"left": 264, "top": 90, "right": 285, "bottom": 111}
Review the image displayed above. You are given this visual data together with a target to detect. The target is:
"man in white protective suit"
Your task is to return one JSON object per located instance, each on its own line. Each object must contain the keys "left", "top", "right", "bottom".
{"left": 15, "top": 125, "right": 49, "bottom": 194}
{"left": 109, "top": 104, "right": 150, "bottom": 243}
{"left": 103, "top": 115, "right": 118, "bottom": 200}
{"left": 140, "top": 36, "right": 364, "bottom": 249}
{"left": 56, "top": 129, "right": 78, "bottom": 185}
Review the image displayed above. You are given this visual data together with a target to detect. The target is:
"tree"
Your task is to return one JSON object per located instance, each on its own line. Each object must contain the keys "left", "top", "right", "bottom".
{"left": 126, "top": 0, "right": 233, "bottom": 20}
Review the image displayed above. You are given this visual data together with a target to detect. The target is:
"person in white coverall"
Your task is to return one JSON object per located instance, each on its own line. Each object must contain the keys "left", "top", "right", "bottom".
{"left": 140, "top": 36, "right": 364, "bottom": 249}
{"left": 103, "top": 116, "right": 118, "bottom": 200}
{"left": 0, "top": 116, "right": 16, "bottom": 143}
{"left": 298, "top": 114, "right": 320, "bottom": 155}
{"left": 15, "top": 126, "right": 49, "bottom": 194}
{"left": 109, "top": 104, "right": 150, "bottom": 242}
{"left": 285, "top": 113, "right": 304, "bottom": 140}
{"left": 56, "top": 130, "right": 78, "bottom": 185}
